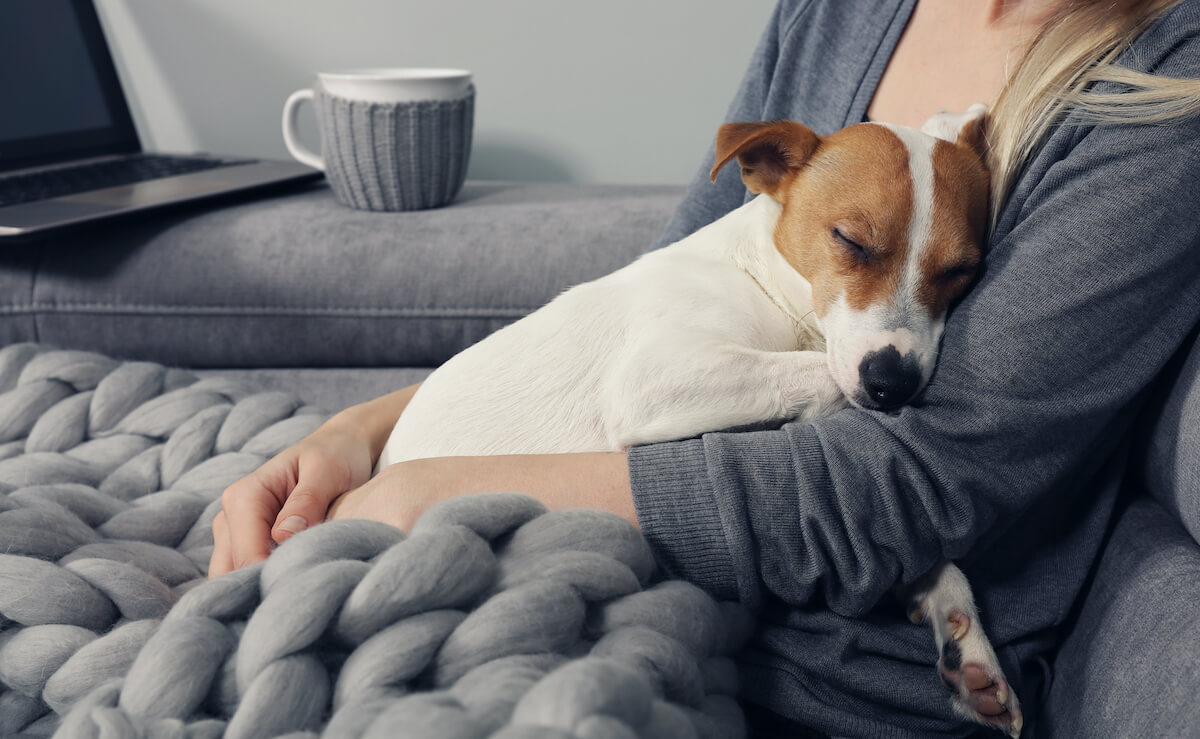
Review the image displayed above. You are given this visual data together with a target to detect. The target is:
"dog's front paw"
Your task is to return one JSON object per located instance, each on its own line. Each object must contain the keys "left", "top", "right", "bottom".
{"left": 794, "top": 364, "right": 848, "bottom": 421}
{"left": 937, "top": 610, "right": 1024, "bottom": 738}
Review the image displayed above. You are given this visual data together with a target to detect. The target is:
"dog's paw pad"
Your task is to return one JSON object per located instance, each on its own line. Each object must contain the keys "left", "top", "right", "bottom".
{"left": 939, "top": 641, "right": 1024, "bottom": 737}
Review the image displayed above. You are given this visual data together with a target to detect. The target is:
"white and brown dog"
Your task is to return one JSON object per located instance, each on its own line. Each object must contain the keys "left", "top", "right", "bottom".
{"left": 379, "top": 105, "right": 1022, "bottom": 736}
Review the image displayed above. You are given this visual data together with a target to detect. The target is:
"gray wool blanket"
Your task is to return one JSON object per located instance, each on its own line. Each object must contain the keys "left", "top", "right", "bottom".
{"left": 0, "top": 344, "right": 752, "bottom": 738}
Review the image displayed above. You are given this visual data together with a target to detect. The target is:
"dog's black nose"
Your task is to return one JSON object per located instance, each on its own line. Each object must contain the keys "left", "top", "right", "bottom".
{"left": 859, "top": 346, "right": 922, "bottom": 410}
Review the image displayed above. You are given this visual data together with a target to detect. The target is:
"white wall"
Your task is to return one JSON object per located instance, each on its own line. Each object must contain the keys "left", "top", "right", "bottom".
{"left": 93, "top": 0, "right": 775, "bottom": 185}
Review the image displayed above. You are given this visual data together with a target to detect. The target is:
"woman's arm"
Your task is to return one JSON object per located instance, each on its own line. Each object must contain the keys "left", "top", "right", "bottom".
{"left": 327, "top": 451, "right": 635, "bottom": 532}
{"left": 338, "top": 383, "right": 424, "bottom": 462}
{"left": 209, "top": 382, "right": 421, "bottom": 575}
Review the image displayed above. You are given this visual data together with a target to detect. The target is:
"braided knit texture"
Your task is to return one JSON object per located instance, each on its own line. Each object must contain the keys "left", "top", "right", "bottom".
{"left": 317, "top": 87, "right": 474, "bottom": 212}
{"left": 0, "top": 344, "right": 752, "bottom": 738}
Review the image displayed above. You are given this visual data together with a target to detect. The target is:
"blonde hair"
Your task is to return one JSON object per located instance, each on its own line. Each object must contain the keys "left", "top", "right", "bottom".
{"left": 988, "top": 0, "right": 1200, "bottom": 224}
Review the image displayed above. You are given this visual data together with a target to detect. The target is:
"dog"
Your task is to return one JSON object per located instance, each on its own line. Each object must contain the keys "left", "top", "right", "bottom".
{"left": 378, "top": 105, "right": 1022, "bottom": 736}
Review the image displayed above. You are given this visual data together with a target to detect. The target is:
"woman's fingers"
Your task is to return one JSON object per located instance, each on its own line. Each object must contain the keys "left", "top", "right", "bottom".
{"left": 271, "top": 452, "right": 358, "bottom": 542}
{"left": 207, "top": 421, "right": 379, "bottom": 576}
{"left": 209, "top": 503, "right": 269, "bottom": 578}
{"left": 218, "top": 473, "right": 283, "bottom": 573}
{"left": 209, "top": 509, "right": 232, "bottom": 578}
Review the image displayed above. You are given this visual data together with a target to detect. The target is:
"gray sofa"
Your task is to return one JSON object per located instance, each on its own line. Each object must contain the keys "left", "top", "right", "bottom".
{"left": 0, "top": 181, "right": 681, "bottom": 411}
{"left": 1, "top": 181, "right": 1197, "bottom": 737}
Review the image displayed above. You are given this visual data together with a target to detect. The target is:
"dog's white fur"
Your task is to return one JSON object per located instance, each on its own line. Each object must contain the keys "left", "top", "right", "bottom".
{"left": 380, "top": 192, "right": 841, "bottom": 466}
{"left": 377, "top": 106, "right": 1021, "bottom": 736}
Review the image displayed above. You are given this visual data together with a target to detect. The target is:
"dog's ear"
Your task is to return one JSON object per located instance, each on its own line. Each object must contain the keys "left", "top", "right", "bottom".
{"left": 921, "top": 103, "right": 990, "bottom": 169}
{"left": 709, "top": 120, "right": 820, "bottom": 200}
{"left": 955, "top": 104, "right": 990, "bottom": 169}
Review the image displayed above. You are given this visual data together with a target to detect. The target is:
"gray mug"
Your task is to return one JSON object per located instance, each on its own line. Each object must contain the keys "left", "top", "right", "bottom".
{"left": 283, "top": 69, "right": 474, "bottom": 211}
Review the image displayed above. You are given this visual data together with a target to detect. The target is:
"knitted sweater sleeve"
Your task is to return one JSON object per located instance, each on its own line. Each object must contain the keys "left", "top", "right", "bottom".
{"left": 630, "top": 49, "right": 1200, "bottom": 614}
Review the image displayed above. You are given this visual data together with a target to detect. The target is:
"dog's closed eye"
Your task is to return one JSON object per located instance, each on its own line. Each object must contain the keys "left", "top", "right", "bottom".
{"left": 832, "top": 227, "right": 872, "bottom": 262}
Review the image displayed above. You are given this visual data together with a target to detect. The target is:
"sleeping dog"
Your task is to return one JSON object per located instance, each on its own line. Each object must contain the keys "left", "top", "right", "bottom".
{"left": 378, "top": 105, "right": 1022, "bottom": 736}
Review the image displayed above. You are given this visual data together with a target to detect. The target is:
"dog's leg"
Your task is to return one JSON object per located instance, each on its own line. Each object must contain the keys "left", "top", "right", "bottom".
{"left": 609, "top": 347, "right": 846, "bottom": 448}
{"left": 901, "top": 561, "right": 1023, "bottom": 737}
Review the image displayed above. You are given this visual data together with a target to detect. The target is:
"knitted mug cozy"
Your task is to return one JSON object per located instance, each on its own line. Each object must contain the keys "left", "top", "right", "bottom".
{"left": 315, "top": 86, "right": 474, "bottom": 212}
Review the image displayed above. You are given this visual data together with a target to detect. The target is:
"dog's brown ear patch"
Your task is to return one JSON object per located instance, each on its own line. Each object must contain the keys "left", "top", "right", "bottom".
{"left": 710, "top": 120, "right": 820, "bottom": 199}
{"left": 955, "top": 111, "right": 990, "bottom": 168}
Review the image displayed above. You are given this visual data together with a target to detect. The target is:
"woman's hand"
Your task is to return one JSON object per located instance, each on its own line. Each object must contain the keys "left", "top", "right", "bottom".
{"left": 209, "top": 383, "right": 421, "bottom": 577}
{"left": 209, "top": 420, "right": 376, "bottom": 577}
{"left": 328, "top": 452, "right": 636, "bottom": 532}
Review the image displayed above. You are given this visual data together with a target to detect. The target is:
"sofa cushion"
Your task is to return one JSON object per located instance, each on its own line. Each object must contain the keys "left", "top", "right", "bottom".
{"left": 0, "top": 249, "right": 35, "bottom": 347}
{"left": 1140, "top": 326, "right": 1200, "bottom": 545}
{"left": 1045, "top": 497, "right": 1200, "bottom": 738}
{"left": 0, "top": 182, "right": 682, "bottom": 369}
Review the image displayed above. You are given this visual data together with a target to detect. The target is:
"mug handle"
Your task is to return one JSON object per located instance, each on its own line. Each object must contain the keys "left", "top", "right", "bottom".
{"left": 282, "top": 89, "right": 324, "bottom": 171}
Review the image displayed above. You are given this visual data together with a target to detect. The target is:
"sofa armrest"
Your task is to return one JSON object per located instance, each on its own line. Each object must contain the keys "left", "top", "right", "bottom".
{"left": 0, "top": 181, "right": 682, "bottom": 368}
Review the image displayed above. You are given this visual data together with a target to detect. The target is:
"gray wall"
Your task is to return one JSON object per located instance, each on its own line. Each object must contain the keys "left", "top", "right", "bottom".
{"left": 94, "top": 1, "right": 775, "bottom": 185}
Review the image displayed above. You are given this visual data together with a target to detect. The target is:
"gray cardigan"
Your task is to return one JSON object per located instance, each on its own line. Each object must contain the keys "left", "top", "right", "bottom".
{"left": 628, "top": 1, "right": 1200, "bottom": 736}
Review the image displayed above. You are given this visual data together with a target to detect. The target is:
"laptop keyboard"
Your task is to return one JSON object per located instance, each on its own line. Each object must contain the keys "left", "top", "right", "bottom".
{"left": 0, "top": 154, "right": 251, "bottom": 209}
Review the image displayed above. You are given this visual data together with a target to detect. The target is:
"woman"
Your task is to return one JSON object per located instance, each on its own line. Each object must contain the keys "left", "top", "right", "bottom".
{"left": 211, "top": 0, "right": 1200, "bottom": 735}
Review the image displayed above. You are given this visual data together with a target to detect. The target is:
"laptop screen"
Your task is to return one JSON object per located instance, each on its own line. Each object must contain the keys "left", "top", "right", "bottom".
{"left": 0, "top": 0, "right": 140, "bottom": 173}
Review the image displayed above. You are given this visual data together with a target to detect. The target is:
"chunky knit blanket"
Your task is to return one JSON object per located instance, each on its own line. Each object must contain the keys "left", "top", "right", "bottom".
{"left": 0, "top": 344, "right": 752, "bottom": 738}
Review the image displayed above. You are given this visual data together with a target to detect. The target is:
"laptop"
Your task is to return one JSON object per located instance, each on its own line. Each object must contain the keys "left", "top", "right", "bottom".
{"left": 0, "top": 0, "right": 322, "bottom": 242}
